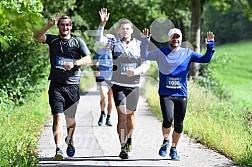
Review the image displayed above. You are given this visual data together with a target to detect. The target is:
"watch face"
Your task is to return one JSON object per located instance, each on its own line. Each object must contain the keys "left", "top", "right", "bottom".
{"left": 74, "top": 61, "right": 77, "bottom": 66}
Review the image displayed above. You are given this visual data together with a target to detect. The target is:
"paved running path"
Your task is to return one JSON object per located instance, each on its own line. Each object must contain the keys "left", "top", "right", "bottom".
{"left": 37, "top": 86, "right": 239, "bottom": 167}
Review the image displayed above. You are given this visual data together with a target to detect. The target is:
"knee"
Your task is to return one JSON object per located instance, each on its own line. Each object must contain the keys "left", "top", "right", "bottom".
{"left": 127, "top": 115, "right": 134, "bottom": 124}
{"left": 101, "top": 95, "right": 107, "bottom": 102}
{"left": 174, "top": 122, "right": 183, "bottom": 133}
{"left": 53, "top": 113, "right": 64, "bottom": 122}
{"left": 162, "top": 120, "right": 172, "bottom": 128}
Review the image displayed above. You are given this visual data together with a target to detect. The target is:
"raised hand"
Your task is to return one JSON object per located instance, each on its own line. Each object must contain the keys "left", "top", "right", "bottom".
{"left": 47, "top": 13, "right": 61, "bottom": 27}
{"left": 141, "top": 28, "right": 151, "bottom": 40}
{"left": 99, "top": 8, "right": 110, "bottom": 23}
{"left": 205, "top": 31, "right": 214, "bottom": 44}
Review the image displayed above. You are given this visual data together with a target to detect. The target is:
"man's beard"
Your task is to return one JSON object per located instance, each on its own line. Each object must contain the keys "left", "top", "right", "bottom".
{"left": 169, "top": 42, "right": 179, "bottom": 49}
{"left": 60, "top": 31, "right": 69, "bottom": 37}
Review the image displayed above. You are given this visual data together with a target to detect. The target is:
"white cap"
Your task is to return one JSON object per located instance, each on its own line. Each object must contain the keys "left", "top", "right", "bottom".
{"left": 106, "top": 34, "right": 115, "bottom": 38}
{"left": 167, "top": 28, "right": 182, "bottom": 41}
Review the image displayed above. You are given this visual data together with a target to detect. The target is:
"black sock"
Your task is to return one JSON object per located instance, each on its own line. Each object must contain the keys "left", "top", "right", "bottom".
{"left": 163, "top": 139, "right": 169, "bottom": 143}
{"left": 101, "top": 111, "right": 105, "bottom": 115}
{"left": 171, "top": 146, "right": 176, "bottom": 150}
{"left": 127, "top": 138, "right": 132, "bottom": 145}
{"left": 107, "top": 115, "right": 111, "bottom": 118}
{"left": 56, "top": 146, "right": 61, "bottom": 150}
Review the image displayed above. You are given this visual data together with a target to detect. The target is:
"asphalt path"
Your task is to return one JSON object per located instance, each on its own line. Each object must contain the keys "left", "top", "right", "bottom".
{"left": 37, "top": 86, "right": 239, "bottom": 167}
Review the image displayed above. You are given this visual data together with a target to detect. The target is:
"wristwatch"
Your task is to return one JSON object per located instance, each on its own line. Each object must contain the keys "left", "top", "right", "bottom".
{"left": 73, "top": 60, "right": 78, "bottom": 67}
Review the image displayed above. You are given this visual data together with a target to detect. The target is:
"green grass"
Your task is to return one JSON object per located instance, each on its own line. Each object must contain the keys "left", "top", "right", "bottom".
{"left": 0, "top": 91, "right": 50, "bottom": 167}
{"left": 186, "top": 81, "right": 252, "bottom": 165}
{"left": 213, "top": 40, "right": 252, "bottom": 103}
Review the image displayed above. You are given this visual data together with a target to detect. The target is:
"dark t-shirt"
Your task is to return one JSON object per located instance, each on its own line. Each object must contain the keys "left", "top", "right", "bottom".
{"left": 45, "top": 34, "right": 91, "bottom": 84}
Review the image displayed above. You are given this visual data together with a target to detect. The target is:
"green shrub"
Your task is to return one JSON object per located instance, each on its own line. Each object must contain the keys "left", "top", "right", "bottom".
{"left": 197, "top": 51, "right": 232, "bottom": 99}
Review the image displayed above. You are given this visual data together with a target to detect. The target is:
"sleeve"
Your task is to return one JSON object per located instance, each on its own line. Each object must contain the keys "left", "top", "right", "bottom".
{"left": 133, "top": 60, "right": 150, "bottom": 75}
{"left": 45, "top": 34, "right": 54, "bottom": 44}
{"left": 93, "top": 53, "right": 98, "bottom": 62}
{"left": 96, "top": 26, "right": 108, "bottom": 46}
{"left": 140, "top": 38, "right": 161, "bottom": 61}
{"left": 77, "top": 37, "right": 91, "bottom": 57}
{"left": 191, "top": 41, "right": 215, "bottom": 63}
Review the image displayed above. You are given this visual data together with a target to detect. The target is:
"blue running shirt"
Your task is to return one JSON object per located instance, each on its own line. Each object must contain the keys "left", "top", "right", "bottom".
{"left": 94, "top": 48, "right": 113, "bottom": 80}
{"left": 141, "top": 40, "right": 215, "bottom": 96}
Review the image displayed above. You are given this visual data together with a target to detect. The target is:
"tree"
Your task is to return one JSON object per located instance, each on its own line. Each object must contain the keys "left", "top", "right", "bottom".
{"left": 203, "top": 2, "right": 252, "bottom": 44}
{"left": 189, "top": 0, "right": 252, "bottom": 79}
{"left": 0, "top": 0, "right": 43, "bottom": 50}
{"left": 189, "top": 0, "right": 202, "bottom": 79}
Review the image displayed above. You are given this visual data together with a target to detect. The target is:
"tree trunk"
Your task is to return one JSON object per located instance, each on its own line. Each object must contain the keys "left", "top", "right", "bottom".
{"left": 189, "top": 0, "right": 202, "bottom": 80}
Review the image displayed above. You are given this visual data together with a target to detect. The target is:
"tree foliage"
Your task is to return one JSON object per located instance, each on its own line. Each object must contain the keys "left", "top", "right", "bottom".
{"left": 0, "top": 0, "right": 49, "bottom": 107}
{"left": 203, "top": 1, "right": 252, "bottom": 44}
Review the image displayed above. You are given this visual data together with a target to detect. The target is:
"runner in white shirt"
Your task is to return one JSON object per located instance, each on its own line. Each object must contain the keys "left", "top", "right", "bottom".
{"left": 96, "top": 8, "right": 150, "bottom": 159}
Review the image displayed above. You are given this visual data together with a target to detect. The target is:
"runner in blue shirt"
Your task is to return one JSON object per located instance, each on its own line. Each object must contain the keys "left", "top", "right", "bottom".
{"left": 93, "top": 34, "right": 114, "bottom": 127}
{"left": 141, "top": 28, "right": 215, "bottom": 160}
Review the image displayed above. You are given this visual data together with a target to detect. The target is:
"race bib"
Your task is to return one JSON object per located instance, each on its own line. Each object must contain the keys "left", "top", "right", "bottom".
{"left": 166, "top": 77, "right": 182, "bottom": 89}
{"left": 120, "top": 63, "right": 137, "bottom": 75}
{"left": 100, "top": 59, "right": 112, "bottom": 67}
{"left": 55, "top": 56, "right": 74, "bottom": 70}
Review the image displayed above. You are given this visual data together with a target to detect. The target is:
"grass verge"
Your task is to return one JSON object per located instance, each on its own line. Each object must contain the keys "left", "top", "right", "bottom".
{"left": 0, "top": 90, "right": 49, "bottom": 167}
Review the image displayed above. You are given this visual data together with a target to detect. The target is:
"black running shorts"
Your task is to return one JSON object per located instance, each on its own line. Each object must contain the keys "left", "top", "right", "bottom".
{"left": 48, "top": 81, "right": 80, "bottom": 117}
{"left": 112, "top": 84, "right": 139, "bottom": 111}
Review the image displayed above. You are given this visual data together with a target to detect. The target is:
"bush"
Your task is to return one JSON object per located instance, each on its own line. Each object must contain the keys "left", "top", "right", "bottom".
{"left": 197, "top": 51, "right": 232, "bottom": 99}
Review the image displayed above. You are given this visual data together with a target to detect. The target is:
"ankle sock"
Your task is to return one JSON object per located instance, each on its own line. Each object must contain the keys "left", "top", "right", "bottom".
{"left": 163, "top": 139, "right": 169, "bottom": 143}
{"left": 127, "top": 138, "right": 132, "bottom": 145}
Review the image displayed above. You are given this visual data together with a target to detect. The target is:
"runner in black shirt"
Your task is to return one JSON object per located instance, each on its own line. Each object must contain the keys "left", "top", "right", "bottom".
{"left": 33, "top": 15, "right": 91, "bottom": 161}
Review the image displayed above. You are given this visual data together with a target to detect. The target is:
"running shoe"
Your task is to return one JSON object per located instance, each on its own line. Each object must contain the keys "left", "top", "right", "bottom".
{"left": 54, "top": 147, "right": 63, "bottom": 161}
{"left": 125, "top": 143, "right": 132, "bottom": 152}
{"left": 169, "top": 147, "right": 180, "bottom": 160}
{"left": 98, "top": 114, "right": 105, "bottom": 126}
{"left": 105, "top": 117, "right": 112, "bottom": 126}
{"left": 65, "top": 137, "right": 75, "bottom": 157}
{"left": 159, "top": 141, "right": 170, "bottom": 157}
{"left": 119, "top": 147, "right": 129, "bottom": 159}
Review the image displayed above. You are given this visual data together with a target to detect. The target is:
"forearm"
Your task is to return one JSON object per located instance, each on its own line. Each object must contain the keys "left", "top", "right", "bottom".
{"left": 96, "top": 25, "right": 104, "bottom": 43}
{"left": 201, "top": 41, "right": 215, "bottom": 63}
{"left": 140, "top": 38, "right": 149, "bottom": 60}
{"left": 134, "top": 60, "right": 150, "bottom": 75}
{"left": 192, "top": 41, "right": 215, "bottom": 63}
{"left": 99, "top": 21, "right": 106, "bottom": 27}
{"left": 33, "top": 24, "right": 52, "bottom": 42}
{"left": 76, "top": 55, "right": 92, "bottom": 66}
{"left": 92, "top": 61, "right": 99, "bottom": 71}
